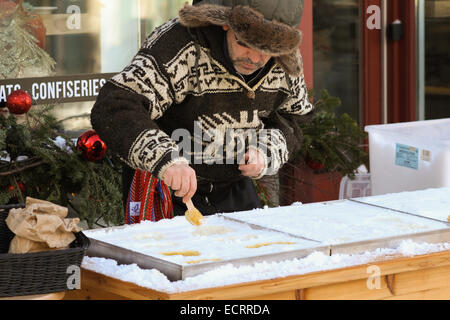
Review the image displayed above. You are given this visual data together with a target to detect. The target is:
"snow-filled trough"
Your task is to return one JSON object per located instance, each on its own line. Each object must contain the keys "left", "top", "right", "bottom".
{"left": 85, "top": 216, "right": 329, "bottom": 281}
{"left": 85, "top": 188, "right": 450, "bottom": 281}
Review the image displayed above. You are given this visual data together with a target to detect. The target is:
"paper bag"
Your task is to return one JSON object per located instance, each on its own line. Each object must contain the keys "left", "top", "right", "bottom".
{"left": 6, "top": 197, "right": 82, "bottom": 254}
{"left": 8, "top": 236, "right": 62, "bottom": 254}
{"left": 26, "top": 197, "right": 68, "bottom": 218}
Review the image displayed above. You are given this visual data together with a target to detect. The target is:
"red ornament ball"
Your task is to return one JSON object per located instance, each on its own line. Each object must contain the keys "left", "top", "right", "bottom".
{"left": 8, "top": 181, "right": 26, "bottom": 194}
{"left": 6, "top": 90, "right": 32, "bottom": 115}
{"left": 7, "top": 181, "right": 26, "bottom": 203}
{"left": 76, "top": 130, "right": 107, "bottom": 162}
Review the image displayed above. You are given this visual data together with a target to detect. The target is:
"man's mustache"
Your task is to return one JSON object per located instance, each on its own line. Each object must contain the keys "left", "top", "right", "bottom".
{"left": 233, "top": 58, "right": 263, "bottom": 69}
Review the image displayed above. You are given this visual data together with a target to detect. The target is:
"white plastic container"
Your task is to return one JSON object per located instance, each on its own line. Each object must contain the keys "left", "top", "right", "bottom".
{"left": 339, "top": 173, "right": 372, "bottom": 199}
{"left": 365, "top": 118, "right": 450, "bottom": 195}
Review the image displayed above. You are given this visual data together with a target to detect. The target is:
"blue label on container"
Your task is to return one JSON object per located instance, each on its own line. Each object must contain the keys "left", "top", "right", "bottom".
{"left": 395, "top": 143, "right": 419, "bottom": 170}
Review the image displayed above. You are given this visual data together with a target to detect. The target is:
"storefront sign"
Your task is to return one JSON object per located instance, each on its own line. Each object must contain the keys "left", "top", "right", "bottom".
{"left": 0, "top": 73, "right": 117, "bottom": 105}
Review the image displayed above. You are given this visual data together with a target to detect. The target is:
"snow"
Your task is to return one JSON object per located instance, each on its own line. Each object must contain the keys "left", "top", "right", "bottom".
{"left": 355, "top": 187, "right": 450, "bottom": 222}
{"left": 53, "top": 136, "right": 74, "bottom": 154}
{"left": 223, "top": 199, "right": 448, "bottom": 244}
{"left": 82, "top": 240, "right": 450, "bottom": 294}
{"left": 85, "top": 215, "right": 320, "bottom": 265}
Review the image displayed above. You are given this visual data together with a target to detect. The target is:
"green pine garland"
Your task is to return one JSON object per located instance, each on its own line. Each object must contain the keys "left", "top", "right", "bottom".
{"left": 0, "top": 106, "right": 124, "bottom": 228}
{"left": 297, "top": 89, "right": 369, "bottom": 178}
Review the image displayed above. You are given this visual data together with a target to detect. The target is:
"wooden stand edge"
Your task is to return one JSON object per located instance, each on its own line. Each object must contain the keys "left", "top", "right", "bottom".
{"left": 64, "top": 250, "right": 450, "bottom": 300}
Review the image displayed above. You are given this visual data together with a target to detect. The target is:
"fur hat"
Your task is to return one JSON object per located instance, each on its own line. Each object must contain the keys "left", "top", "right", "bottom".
{"left": 179, "top": 1, "right": 304, "bottom": 77}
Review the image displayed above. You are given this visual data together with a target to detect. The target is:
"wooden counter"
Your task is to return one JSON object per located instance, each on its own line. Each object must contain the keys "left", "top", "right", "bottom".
{"left": 1, "top": 292, "right": 65, "bottom": 300}
{"left": 65, "top": 249, "right": 450, "bottom": 300}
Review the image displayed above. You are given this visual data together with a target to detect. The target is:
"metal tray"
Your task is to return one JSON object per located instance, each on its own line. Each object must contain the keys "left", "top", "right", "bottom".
{"left": 330, "top": 228, "right": 450, "bottom": 255}
{"left": 87, "top": 237, "right": 330, "bottom": 281}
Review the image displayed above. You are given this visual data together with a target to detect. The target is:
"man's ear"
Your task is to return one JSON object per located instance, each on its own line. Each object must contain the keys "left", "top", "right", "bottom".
{"left": 222, "top": 25, "right": 230, "bottom": 31}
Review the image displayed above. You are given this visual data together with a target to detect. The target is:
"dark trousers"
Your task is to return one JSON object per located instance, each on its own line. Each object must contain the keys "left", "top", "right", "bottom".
{"left": 122, "top": 165, "right": 262, "bottom": 216}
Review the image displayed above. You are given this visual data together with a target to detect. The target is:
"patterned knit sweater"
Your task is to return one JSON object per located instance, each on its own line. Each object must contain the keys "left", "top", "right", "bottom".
{"left": 91, "top": 19, "right": 314, "bottom": 185}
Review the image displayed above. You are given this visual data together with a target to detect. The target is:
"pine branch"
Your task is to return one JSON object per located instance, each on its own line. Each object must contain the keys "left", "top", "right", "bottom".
{"left": 0, "top": 159, "right": 44, "bottom": 176}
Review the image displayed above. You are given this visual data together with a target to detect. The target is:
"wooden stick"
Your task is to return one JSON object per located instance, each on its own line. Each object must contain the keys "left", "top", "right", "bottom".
{"left": 186, "top": 199, "right": 195, "bottom": 211}
{"left": 0, "top": 160, "right": 44, "bottom": 176}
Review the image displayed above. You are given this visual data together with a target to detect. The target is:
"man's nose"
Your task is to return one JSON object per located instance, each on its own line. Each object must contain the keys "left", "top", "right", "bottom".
{"left": 247, "top": 49, "right": 263, "bottom": 65}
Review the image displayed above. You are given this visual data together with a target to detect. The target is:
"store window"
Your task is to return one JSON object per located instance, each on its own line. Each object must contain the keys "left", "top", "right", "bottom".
{"left": 0, "top": 0, "right": 186, "bottom": 132}
{"left": 418, "top": 0, "right": 450, "bottom": 120}
{"left": 313, "top": 0, "right": 361, "bottom": 123}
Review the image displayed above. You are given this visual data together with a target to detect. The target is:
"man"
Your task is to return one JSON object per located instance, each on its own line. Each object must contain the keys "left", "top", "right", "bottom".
{"left": 91, "top": 0, "right": 313, "bottom": 218}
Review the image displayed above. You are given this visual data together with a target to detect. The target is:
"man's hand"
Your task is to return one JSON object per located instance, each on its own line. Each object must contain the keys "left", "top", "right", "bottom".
{"left": 239, "top": 148, "right": 266, "bottom": 178}
{"left": 163, "top": 163, "right": 197, "bottom": 204}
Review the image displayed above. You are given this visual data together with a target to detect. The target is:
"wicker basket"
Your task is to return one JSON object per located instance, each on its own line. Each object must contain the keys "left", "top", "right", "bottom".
{"left": 0, "top": 204, "right": 90, "bottom": 298}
